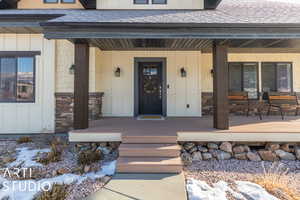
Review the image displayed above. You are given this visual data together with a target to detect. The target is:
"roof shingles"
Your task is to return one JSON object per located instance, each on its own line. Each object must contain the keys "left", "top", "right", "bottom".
{"left": 1, "top": 0, "right": 300, "bottom": 24}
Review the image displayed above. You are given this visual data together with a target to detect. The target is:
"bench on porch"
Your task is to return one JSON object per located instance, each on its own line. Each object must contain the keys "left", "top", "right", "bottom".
{"left": 228, "top": 91, "right": 250, "bottom": 116}
{"left": 267, "top": 92, "right": 300, "bottom": 120}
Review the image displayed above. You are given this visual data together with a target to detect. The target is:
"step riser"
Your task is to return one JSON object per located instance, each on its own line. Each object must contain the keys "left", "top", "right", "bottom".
{"left": 119, "top": 149, "right": 180, "bottom": 157}
{"left": 117, "top": 165, "right": 182, "bottom": 173}
{"left": 122, "top": 137, "right": 177, "bottom": 144}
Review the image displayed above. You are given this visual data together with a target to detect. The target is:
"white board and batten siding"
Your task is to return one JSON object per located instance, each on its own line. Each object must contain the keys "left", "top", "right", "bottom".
{"left": 97, "top": 51, "right": 202, "bottom": 117}
{"left": 0, "top": 34, "right": 55, "bottom": 134}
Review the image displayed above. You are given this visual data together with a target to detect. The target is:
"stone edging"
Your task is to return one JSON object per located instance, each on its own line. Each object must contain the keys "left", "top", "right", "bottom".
{"left": 180, "top": 142, "right": 300, "bottom": 164}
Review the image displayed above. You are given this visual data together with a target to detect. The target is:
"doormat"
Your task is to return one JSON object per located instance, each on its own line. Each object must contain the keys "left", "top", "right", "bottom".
{"left": 137, "top": 115, "right": 165, "bottom": 120}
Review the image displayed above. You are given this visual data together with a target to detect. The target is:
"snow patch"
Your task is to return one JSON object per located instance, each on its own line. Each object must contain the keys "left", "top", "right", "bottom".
{"left": 186, "top": 178, "right": 278, "bottom": 200}
{"left": 236, "top": 181, "right": 279, "bottom": 200}
{"left": 0, "top": 160, "right": 116, "bottom": 200}
{"left": 8, "top": 147, "right": 51, "bottom": 168}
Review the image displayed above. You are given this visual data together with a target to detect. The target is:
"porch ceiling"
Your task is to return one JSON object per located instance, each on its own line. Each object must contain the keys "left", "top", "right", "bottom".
{"left": 70, "top": 38, "right": 300, "bottom": 51}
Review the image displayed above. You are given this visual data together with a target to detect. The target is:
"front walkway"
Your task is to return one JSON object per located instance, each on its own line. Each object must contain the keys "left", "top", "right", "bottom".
{"left": 69, "top": 116, "right": 300, "bottom": 142}
{"left": 86, "top": 173, "right": 187, "bottom": 200}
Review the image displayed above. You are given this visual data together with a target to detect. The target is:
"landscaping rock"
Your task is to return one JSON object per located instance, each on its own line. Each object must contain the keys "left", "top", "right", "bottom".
{"left": 216, "top": 151, "right": 231, "bottom": 160}
{"left": 197, "top": 145, "right": 208, "bottom": 153}
{"left": 84, "top": 165, "right": 91, "bottom": 173}
{"left": 295, "top": 146, "right": 300, "bottom": 160}
{"left": 258, "top": 150, "right": 278, "bottom": 161}
{"left": 281, "top": 144, "right": 291, "bottom": 152}
{"left": 234, "top": 153, "right": 247, "bottom": 160}
{"left": 219, "top": 142, "right": 232, "bottom": 153}
{"left": 266, "top": 143, "right": 280, "bottom": 151}
{"left": 246, "top": 152, "right": 261, "bottom": 161}
{"left": 275, "top": 150, "right": 296, "bottom": 160}
{"left": 202, "top": 153, "right": 213, "bottom": 160}
{"left": 52, "top": 170, "right": 58, "bottom": 177}
{"left": 57, "top": 167, "right": 72, "bottom": 175}
{"left": 183, "top": 143, "right": 195, "bottom": 151}
{"left": 181, "top": 152, "right": 192, "bottom": 165}
{"left": 192, "top": 151, "right": 202, "bottom": 161}
{"left": 207, "top": 143, "right": 219, "bottom": 150}
{"left": 233, "top": 146, "right": 245, "bottom": 154}
{"left": 189, "top": 146, "right": 198, "bottom": 154}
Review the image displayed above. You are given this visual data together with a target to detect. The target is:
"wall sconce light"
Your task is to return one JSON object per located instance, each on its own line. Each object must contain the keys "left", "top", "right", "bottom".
{"left": 210, "top": 69, "right": 214, "bottom": 76}
{"left": 69, "top": 64, "right": 75, "bottom": 75}
{"left": 180, "top": 67, "right": 187, "bottom": 77}
{"left": 114, "top": 67, "right": 121, "bottom": 77}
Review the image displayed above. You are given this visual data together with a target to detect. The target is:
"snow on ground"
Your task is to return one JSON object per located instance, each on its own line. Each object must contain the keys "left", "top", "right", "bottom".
{"left": 0, "top": 160, "right": 116, "bottom": 200}
{"left": 186, "top": 178, "right": 279, "bottom": 200}
{"left": 8, "top": 147, "right": 51, "bottom": 168}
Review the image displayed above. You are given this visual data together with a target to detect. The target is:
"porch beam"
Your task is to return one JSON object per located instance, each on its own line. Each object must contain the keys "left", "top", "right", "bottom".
{"left": 74, "top": 42, "right": 89, "bottom": 130}
{"left": 213, "top": 41, "right": 229, "bottom": 130}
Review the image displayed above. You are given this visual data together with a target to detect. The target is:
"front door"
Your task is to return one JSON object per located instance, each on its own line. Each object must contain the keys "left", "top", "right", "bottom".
{"left": 139, "top": 62, "right": 163, "bottom": 115}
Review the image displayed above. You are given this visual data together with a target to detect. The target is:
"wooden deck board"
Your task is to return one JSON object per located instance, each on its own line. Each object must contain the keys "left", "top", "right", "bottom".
{"left": 69, "top": 116, "right": 300, "bottom": 142}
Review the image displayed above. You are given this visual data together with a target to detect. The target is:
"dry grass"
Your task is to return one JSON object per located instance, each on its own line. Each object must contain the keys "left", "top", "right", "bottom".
{"left": 254, "top": 162, "right": 300, "bottom": 200}
{"left": 16, "top": 136, "right": 32, "bottom": 144}
{"left": 78, "top": 150, "right": 102, "bottom": 166}
{"left": 35, "top": 184, "right": 69, "bottom": 200}
{"left": 38, "top": 142, "right": 63, "bottom": 165}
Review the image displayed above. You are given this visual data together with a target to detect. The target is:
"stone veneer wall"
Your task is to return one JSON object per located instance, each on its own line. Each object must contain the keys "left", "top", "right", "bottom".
{"left": 201, "top": 92, "right": 300, "bottom": 116}
{"left": 55, "top": 92, "right": 104, "bottom": 133}
{"left": 181, "top": 142, "right": 300, "bottom": 164}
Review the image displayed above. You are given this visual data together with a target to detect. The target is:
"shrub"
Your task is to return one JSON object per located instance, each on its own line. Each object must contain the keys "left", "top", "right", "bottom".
{"left": 35, "top": 184, "right": 68, "bottom": 200}
{"left": 17, "top": 136, "right": 32, "bottom": 144}
{"left": 78, "top": 150, "right": 102, "bottom": 166}
{"left": 38, "top": 143, "right": 63, "bottom": 165}
{"left": 254, "top": 162, "right": 300, "bottom": 200}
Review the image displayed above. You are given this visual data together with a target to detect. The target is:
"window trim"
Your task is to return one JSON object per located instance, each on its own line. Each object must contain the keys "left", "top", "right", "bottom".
{"left": 152, "top": 0, "right": 167, "bottom": 4}
{"left": 61, "top": 0, "right": 76, "bottom": 4}
{"left": 43, "top": 0, "right": 59, "bottom": 3}
{"left": 134, "top": 0, "right": 149, "bottom": 4}
{"left": 228, "top": 62, "right": 259, "bottom": 99}
{"left": 261, "top": 62, "right": 293, "bottom": 93}
{"left": 0, "top": 53, "right": 37, "bottom": 103}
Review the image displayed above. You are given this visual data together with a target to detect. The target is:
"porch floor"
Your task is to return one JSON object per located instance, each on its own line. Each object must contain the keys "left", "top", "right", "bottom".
{"left": 69, "top": 116, "right": 300, "bottom": 142}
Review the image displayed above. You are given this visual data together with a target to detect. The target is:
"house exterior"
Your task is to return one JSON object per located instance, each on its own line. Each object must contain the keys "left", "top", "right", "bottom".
{"left": 1, "top": 0, "right": 300, "bottom": 135}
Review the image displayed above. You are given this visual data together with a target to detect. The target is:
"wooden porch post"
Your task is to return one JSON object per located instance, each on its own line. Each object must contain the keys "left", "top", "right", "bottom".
{"left": 74, "top": 42, "right": 89, "bottom": 129}
{"left": 212, "top": 41, "right": 229, "bottom": 130}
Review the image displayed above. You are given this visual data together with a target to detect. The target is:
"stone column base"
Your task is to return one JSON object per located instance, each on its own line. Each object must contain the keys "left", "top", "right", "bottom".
{"left": 55, "top": 92, "right": 104, "bottom": 133}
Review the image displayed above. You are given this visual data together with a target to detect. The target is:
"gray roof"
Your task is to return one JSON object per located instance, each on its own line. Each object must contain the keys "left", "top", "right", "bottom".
{"left": 1, "top": 0, "right": 300, "bottom": 24}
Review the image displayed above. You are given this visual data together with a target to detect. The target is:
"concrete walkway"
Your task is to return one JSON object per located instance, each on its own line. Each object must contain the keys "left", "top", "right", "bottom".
{"left": 86, "top": 173, "right": 187, "bottom": 200}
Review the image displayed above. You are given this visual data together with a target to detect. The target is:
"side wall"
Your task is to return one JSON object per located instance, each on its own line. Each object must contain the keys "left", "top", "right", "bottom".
{"left": 97, "top": 0, "right": 204, "bottom": 9}
{"left": 0, "top": 34, "right": 55, "bottom": 134}
{"left": 96, "top": 51, "right": 202, "bottom": 117}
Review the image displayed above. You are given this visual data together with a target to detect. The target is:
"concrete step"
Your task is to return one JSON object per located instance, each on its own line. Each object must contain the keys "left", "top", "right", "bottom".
{"left": 119, "top": 143, "right": 181, "bottom": 157}
{"left": 122, "top": 136, "right": 178, "bottom": 144}
{"left": 117, "top": 157, "right": 183, "bottom": 173}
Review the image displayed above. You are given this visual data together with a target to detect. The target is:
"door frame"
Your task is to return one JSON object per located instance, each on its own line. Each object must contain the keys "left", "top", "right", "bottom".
{"left": 134, "top": 57, "right": 167, "bottom": 117}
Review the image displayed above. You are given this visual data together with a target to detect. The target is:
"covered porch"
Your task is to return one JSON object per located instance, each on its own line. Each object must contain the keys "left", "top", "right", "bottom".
{"left": 69, "top": 116, "right": 300, "bottom": 142}
{"left": 40, "top": 20, "right": 300, "bottom": 139}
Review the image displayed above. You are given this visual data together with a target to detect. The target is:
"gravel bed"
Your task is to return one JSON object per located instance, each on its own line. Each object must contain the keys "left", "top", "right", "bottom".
{"left": 0, "top": 136, "right": 117, "bottom": 200}
{"left": 184, "top": 159, "right": 300, "bottom": 193}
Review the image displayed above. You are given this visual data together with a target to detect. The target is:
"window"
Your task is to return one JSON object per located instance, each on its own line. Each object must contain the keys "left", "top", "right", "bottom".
{"left": 44, "top": 0, "right": 58, "bottom": 3}
{"left": 262, "top": 62, "right": 292, "bottom": 93}
{"left": 152, "top": 0, "right": 167, "bottom": 4}
{"left": 134, "top": 0, "right": 148, "bottom": 4}
{"left": 0, "top": 56, "right": 35, "bottom": 102}
{"left": 61, "top": 0, "right": 75, "bottom": 3}
{"left": 228, "top": 62, "right": 259, "bottom": 99}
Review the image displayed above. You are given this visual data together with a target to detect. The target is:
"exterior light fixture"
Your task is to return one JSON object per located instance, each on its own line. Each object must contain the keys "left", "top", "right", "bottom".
{"left": 210, "top": 69, "right": 214, "bottom": 76}
{"left": 180, "top": 67, "right": 187, "bottom": 77}
{"left": 69, "top": 64, "right": 75, "bottom": 75}
{"left": 115, "top": 67, "right": 121, "bottom": 77}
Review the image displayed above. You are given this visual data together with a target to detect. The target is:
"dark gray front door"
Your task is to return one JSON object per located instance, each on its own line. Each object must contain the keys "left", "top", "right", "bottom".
{"left": 138, "top": 62, "right": 163, "bottom": 115}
